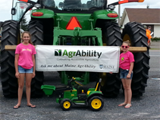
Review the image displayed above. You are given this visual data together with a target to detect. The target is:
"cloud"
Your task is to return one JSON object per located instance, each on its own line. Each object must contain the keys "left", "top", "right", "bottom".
{"left": 0, "top": 0, "right": 12, "bottom": 21}
{"left": 0, "top": 0, "right": 12, "bottom": 10}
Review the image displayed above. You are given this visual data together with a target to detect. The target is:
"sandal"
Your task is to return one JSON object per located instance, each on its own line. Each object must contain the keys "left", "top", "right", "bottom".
{"left": 27, "top": 104, "right": 36, "bottom": 108}
{"left": 125, "top": 104, "right": 132, "bottom": 108}
{"left": 13, "top": 105, "right": 21, "bottom": 109}
{"left": 118, "top": 103, "right": 126, "bottom": 106}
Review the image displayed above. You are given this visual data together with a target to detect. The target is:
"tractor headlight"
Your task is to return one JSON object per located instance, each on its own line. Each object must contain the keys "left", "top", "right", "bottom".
{"left": 34, "top": 4, "right": 41, "bottom": 8}
{"left": 108, "top": 5, "right": 115, "bottom": 10}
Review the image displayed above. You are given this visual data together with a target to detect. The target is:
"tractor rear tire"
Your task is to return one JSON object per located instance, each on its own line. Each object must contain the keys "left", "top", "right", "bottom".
{"left": 89, "top": 72, "right": 99, "bottom": 82}
{"left": 100, "top": 21, "right": 123, "bottom": 97}
{"left": 28, "top": 20, "right": 44, "bottom": 98}
{"left": 122, "top": 22, "right": 150, "bottom": 97}
{"left": 0, "top": 20, "right": 19, "bottom": 98}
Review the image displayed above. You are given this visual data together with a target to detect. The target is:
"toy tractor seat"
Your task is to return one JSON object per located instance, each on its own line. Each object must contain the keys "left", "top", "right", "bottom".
{"left": 77, "top": 86, "right": 89, "bottom": 94}
{"left": 77, "top": 79, "right": 102, "bottom": 100}
{"left": 55, "top": 85, "right": 72, "bottom": 91}
{"left": 55, "top": 77, "right": 82, "bottom": 92}
{"left": 77, "top": 78, "right": 102, "bottom": 94}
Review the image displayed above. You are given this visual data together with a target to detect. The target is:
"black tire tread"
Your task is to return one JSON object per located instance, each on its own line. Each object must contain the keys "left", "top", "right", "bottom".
{"left": 0, "top": 20, "right": 19, "bottom": 98}
{"left": 101, "top": 21, "right": 123, "bottom": 98}
{"left": 28, "top": 20, "right": 44, "bottom": 98}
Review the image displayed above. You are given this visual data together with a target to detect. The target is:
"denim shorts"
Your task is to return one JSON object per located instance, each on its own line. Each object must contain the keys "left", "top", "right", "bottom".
{"left": 120, "top": 68, "right": 133, "bottom": 79}
{"left": 18, "top": 66, "right": 33, "bottom": 73}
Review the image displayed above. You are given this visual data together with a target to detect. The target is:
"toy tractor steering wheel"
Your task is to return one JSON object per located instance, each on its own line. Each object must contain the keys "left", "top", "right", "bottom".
{"left": 74, "top": 80, "right": 83, "bottom": 87}
{"left": 68, "top": 77, "right": 83, "bottom": 88}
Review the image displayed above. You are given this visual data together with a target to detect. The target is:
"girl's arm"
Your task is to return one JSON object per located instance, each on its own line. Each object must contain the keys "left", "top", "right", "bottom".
{"left": 15, "top": 54, "right": 19, "bottom": 78}
{"left": 32, "top": 55, "right": 36, "bottom": 78}
{"left": 126, "top": 62, "right": 134, "bottom": 79}
{"left": 128, "top": 62, "right": 134, "bottom": 75}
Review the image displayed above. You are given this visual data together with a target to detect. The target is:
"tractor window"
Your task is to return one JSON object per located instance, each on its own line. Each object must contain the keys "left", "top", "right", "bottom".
{"left": 12, "top": 0, "right": 37, "bottom": 21}
{"left": 43, "top": 0, "right": 105, "bottom": 10}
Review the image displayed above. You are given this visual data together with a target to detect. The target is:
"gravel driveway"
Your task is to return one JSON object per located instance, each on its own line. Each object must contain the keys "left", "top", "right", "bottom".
{"left": 0, "top": 71, "right": 160, "bottom": 120}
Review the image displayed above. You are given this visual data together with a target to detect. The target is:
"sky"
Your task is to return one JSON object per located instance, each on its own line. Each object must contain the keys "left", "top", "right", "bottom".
{"left": 0, "top": 0, "right": 160, "bottom": 22}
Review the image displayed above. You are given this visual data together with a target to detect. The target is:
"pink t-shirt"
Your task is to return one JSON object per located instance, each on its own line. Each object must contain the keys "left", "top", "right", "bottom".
{"left": 119, "top": 51, "right": 134, "bottom": 70}
{"left": 15, "top": 43, "right": 36, "bottom": 69}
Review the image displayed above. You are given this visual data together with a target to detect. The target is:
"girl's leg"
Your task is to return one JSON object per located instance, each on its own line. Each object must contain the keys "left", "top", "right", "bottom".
{"left": 122, "top": 79, "right": 128, "bottom": 104}
{"left": 118, "top": 79, "right": 127, "bottom": 106}
{"left": 125, "top": 79, "right": 132, "bottom": 104}
{"left": 121, "top": 79, "right": 127, "bottom": 104}
{"left": 14, "top": 73, "right": 25, "bottom": 108}
{"left": 124, "top": 79, "right": 132, "bottom": 108}
{"left": 26, "top": 73, "right": 36, "bottom": 107}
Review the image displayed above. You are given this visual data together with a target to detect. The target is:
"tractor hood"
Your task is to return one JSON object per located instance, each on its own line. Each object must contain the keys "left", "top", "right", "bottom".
{"left": 55, "top": 13, "right": 92, "bottom": 30}
{"left": 31, "top": 9, "right": 119, "bottom": 30}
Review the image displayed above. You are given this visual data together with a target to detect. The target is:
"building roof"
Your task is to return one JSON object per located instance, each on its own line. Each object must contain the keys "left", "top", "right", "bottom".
{"left": 125, "top": 8, "right": 160, "bottom": 23}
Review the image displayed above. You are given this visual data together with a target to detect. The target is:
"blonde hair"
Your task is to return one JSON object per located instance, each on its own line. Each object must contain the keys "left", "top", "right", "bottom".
{"left": 123, "top": 40, "right": 130, "bottom": 46}
{"left": 22, "top": 31, "right": 33, "bottom": 44}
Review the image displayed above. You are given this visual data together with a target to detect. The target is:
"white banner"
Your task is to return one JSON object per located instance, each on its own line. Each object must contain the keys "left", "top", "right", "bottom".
{"left": 35, "top": 45, "right": 120, "bottom": 73}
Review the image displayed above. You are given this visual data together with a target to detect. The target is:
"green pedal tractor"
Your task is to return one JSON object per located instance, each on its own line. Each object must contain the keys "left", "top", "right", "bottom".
{"left": 41, "top": 77, "right": 104, "bottom": 111}
{"left": 1, "top": 0, "right": 149, "bottom": 99}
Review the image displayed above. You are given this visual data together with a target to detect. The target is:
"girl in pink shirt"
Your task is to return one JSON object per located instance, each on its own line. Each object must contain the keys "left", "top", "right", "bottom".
{"left": 118, "top": 41, "right": 134, "bottom": 108}
{"left": 14, "top": 31, "right": 36, "bottom": 109}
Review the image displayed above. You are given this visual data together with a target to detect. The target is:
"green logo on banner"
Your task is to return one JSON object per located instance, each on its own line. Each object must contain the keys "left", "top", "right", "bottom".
{"left": 55, "top": 49, "right": 102, "bottom": 58}
{"left": 55, "top": 49, "right": 62, "bottom": 56}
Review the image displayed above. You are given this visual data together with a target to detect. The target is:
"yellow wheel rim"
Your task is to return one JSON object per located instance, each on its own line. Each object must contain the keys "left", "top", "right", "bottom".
{"left": 63, "top": 101, "right": 71, "bottom": 109}
{"left": 91, "top": 98, "right": 102, "bottom": 109}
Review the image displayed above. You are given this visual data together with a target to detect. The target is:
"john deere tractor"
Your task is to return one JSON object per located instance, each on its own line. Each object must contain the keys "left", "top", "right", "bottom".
{"left": 1, "top": 0, "right": 149, "bottom": 98}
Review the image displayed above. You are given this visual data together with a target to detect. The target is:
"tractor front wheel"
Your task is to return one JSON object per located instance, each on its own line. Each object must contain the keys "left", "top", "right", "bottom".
{"left": 0, "top": 20, "right": 20, "bottom": 98}
{"left": 28, "top": 20, "right": 44, "bottom": 98}
{"left": 100, "top": 21, "right": 123, "bottom": 97}
{"left": 60, "top": 99, "right": 72, "bottom": 111}
{"left": 88, "top": 96, "right": 104, "bottom": 111}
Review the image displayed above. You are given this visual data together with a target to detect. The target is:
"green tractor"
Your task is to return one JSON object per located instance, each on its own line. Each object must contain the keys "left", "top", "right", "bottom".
{"left": 1, "top": 0, "right": 149, "bottom": 98}
{"left": 41, "top": 77, "right": 104, "bottom": 111}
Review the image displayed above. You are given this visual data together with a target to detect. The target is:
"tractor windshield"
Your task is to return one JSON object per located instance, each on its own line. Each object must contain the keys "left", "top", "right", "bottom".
{"left": 43, "top": 0, "right": 105, "bottom": 10}
{"left": 12, "top": 0, "right": 37, "bottom": 21}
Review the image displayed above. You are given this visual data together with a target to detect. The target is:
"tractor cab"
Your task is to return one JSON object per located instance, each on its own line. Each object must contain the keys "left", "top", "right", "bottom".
{"left": 11, "top": 0, "right": 107, "bottom": 21}
{"left": 43, "top": 0, "right": 106, "bottom": 11}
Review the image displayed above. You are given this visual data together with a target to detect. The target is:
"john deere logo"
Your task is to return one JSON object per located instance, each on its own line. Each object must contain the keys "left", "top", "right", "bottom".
{"left": 55, "top": 49, "right": 62, "bottom": 56}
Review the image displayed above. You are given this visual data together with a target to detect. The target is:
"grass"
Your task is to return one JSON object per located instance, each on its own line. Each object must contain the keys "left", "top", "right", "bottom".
{"left": 150, "top": 48, "right": 160, "bottom": 50}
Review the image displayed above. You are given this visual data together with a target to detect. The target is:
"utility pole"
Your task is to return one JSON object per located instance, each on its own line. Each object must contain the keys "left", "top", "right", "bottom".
{"left": 118, "top": 0, "right": 121, "bottom": 26}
